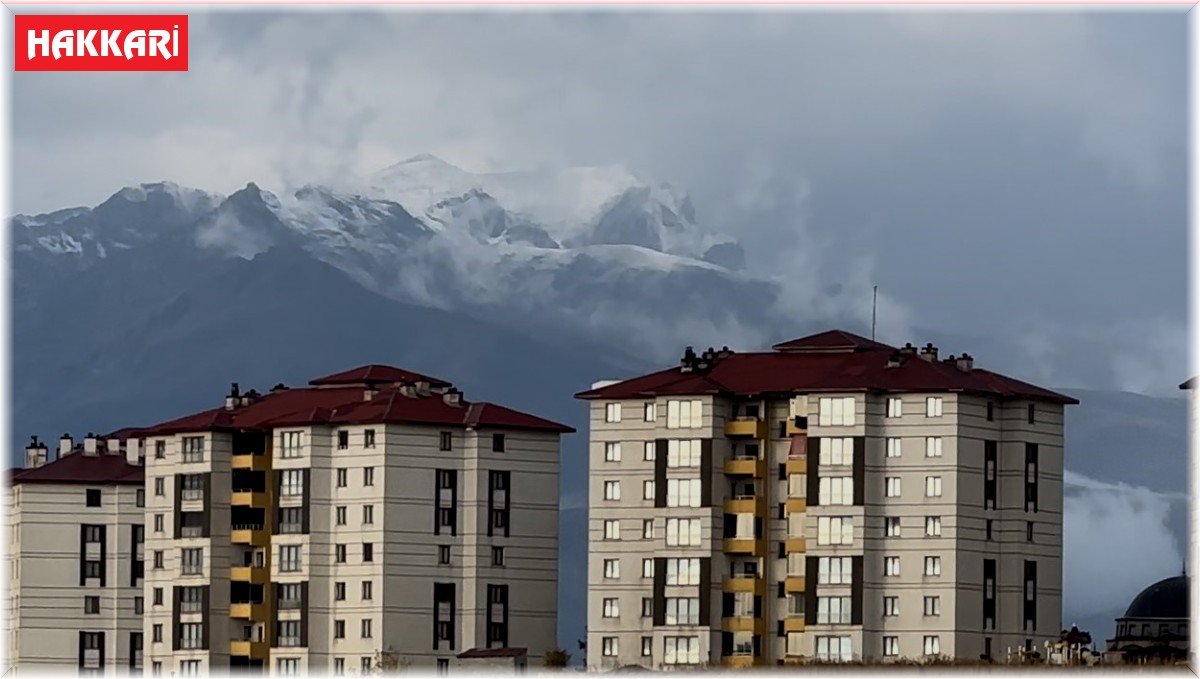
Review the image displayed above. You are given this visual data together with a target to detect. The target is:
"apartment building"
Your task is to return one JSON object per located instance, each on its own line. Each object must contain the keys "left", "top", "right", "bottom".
{"left": 6, "top": 435, "right": 146, "bottom": 673}
{"left": 577, "top": 329, "right": 1077, "bottom": 669}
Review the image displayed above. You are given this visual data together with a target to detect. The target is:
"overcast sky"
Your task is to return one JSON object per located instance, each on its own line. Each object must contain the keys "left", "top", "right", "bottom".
{"left": 10, "top": 8, "right": 1189, "bottom": 393}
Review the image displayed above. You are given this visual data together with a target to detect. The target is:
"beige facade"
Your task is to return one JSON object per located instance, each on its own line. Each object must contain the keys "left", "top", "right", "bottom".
{"left": 580, "top": 333, "right": 1072, "bottom": 669}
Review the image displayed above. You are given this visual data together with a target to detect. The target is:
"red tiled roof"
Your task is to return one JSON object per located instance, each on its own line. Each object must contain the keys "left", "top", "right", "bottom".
{"left": 122, "top": 366, "right": 573, "bottom": 437}
{"left": 309, "top": 364, "right": 451, "bottom": 388}
{"left": 576, "top": 329, "right": 1078, "bottom": 405}
{"left": 456, "top": 648, "right": 528, "bottom": 659}
{"left": 10, "top": 452, "right": 144, "bottom": 486}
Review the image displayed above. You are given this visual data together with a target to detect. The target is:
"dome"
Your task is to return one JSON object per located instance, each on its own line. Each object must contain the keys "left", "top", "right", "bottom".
{"left": 1124, "top": 575, "right": 1190, "bottom": 619}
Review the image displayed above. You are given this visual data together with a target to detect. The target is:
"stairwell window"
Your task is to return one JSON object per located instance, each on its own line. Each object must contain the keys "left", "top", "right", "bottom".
{"left": 664, "top": 636, "right": 700, "bottom": 665}
{"left": 181, "top": 548, "right": 203, "bottom": 576}
{"left": 925, "top": 437, "right": 943, "bottom": 458}
{"left": 665, "top": 598, "right": 700, "bottom": 625}
{"left": 886, "top": 398, "right": 903, "bottom": 418}
{"left": 815, "top": 636, "right": 853, "bottom": 662}
{"left": 666, "top": 400, "right": 703, "bottom": 429}
{"left": 605, "top": 403, "right": 622, "bottom": 423}
{"left": 819, "top": 477, "right": 853, "bottom": 506}
{"left": 280, "top": 470, "right": 304, "bottom": 497}
{"left": 666, "top": 558, "right": 701, "bottom": 586}
{"left": 817, "top": 516, "right": 853, "bottom": 546}
{"left": 817, "top": 556, "right": 851, "bottom": 585}
{"left": 820, "top": 437, "right": 854, "bottom": 466}
{"left": 817, "top": 596, "right": 852, "bottom": 624}
{"left": 666, "top": 518, "right": 701, "bottom": 547}
{"left": 926, "top": 397, "right": 944, "bottom": 418}
{"left": 181, "top": 436, "right": 204, "bottom": 463}
{"left": 666, "top": 479, "right": 701, "bottom": 508}
{"left": 666, "top": 440, "right": 701, "bottom": 468}
{"left": 817, "top": 397, "right": 856, "bottom": 427}
{"left": 281, "top": 431, "right": 303, "bottom": 458}
{"left": 644, "top": 402, "right": 657, "bottom": 422}
{"left": 279, "top": 545, "right": 302, "bottom": 572}
{"left": 604, "top": 443, "right": 621, "bottom": 462}
{"left": 925, "top": 476, "right": 943, "bottom": 497}
{"left": 604, "top": 481, "right": 621, "bottom": 501}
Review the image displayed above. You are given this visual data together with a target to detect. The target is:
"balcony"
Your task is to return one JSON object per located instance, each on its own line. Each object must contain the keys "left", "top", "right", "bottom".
{"left": 231, "top": 525, "right": 269, "bottom": 547}
{"left": 231, "top": 491, "right": 269, "bottom": 509}
{"left": 784, "top": 538, "right": 807, "bottom": 554}
{"left": 232, "top": 453, "right": 270, "bottom": 471}
{"left": 724, "top": 496, "right": 759, "bottom": 514}
{"left": 724, "top": 656, "right": 755, "bottom": 669}
{"left": 785, "top": 498, "right": 807, "bottom": 514}
{"left": 785, "top": 416, "right": 808, "bottom": 437}
{"left": 723, "top": 456, "right": 763, "bottom": 477}
{"left": 229, "top": 602, "right": 268, "bottom": 619}
{"left": 278, "top": 598, "right": 302, "bottom": 611}
{"left": 230, "top": 565, "right": 269, "bottom": 585}
{"left": 785, "top": 458, "right": 806, "bottom": 475}
{"left": 724, "top": 417, "right": 767, "bottom": 439}
{"left": 721, "top": 616, "right": 765, "bottom": 635}
{"left": 722, "top": 574, "right": 765, "bottom": 594}
{"left": 784, "top": 576, "right": 806, "bottom": 594}
{"left": 783, "top": 617, "right": 806, "bottom": 633}
{"left": 229, "top": 640, "right": 269, "bottom": 658}
{"left": 722, "top": 538, "right": 760, "bottom": 556}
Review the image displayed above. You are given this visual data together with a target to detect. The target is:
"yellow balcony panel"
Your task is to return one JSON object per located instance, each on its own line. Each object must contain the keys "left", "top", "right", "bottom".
{"left": 724, "top": 418, "right": 767, "bottom": 439}
{"left": 724, "top": 655, "right": 756, "bottom": 669}
{"left": 724, "top": 498, "right": 759, "bottom": 514}
{"left": 785, "top": 538, "right": 807, "bottom": 554}
{"left": 785, "top": 576, "right": 806, "bottom": 594}
{"left": 229, "top": 640, "right": 269, "bottom": 658}
{"left": 231, "top": 454, "right": 270, "bottom": 471}
{"left": 784, "top": 617, "right": 806, "bottom": 633}
{"left": 723, "top": 457, "right": 763, "bottom": 477}
{"left": 722, "top": 538, "right": 758, "bottom": 556}
{"left": 785, "top": 498, "right": 807, "bottom": 514}
{"left": 231, "top": 528, "right": 269, "bottom": 547}
{"left": 785, "top": 458, "right": 806, "bottom": 475}
{"left": 229, "top": 602, "right": 268, "bottom": 620}
{"left": 230, "top": 566, "right": 269, "bottom": 584}
{"left": 785, "top": 417, "right": 808, "bottom": 437}
{"left": 722, "top": 617, "right": 766, "bottom": 635}
{"left": 231, "top": 491, "right": 269, "bottom": 509}
{"left": 722, "top": 576, "right": 765, "bottom": 594}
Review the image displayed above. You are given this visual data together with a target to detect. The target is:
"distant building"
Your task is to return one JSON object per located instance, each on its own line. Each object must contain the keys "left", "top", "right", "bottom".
{"left": 1105, "top": 574, "right": 1189, "bottom": 664}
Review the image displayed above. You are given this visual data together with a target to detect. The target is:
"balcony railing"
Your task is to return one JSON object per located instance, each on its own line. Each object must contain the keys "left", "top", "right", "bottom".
{"left": 278, "top": 636, "right": 302, "bottom": 648}
{"left": 180, "top": 526, "right": 204, "bottom": 538}
{"left": 180, "top": 600, "right": 203, "bottom": 613}
{"left": 181, "top": 565, "right": 204, "bottom": 576}
{"left": 179, "top": 638, "right": 204, "bottom": 650}
{"left": 181, "top": 489, "right": 203, "bottom": 502}
{"left": 278, "top": 598, "right": 302, "bottom": 611}
{"left": 278, "top": 523, "right": 304, "bottom": 535}
{"left": 232, "top": 523, "right": 265, "bottom": 532}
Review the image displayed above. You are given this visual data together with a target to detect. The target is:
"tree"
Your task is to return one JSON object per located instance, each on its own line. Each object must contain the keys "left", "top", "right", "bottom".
{"left": 544, "top": 648, "right": 571, "bottom": 668}
{"left": 373, "top": 647, "right": 412, "bottom": 673}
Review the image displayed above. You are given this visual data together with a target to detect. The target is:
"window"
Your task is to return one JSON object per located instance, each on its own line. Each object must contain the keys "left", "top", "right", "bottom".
{"left": 336, "top": 544, "right": 348, "bottom": 563}
{"left": 925, "top": 437, "right": 943, "bottom": 458}
{"left": 603, "top": 559, "right": 620, "bottom": 579}
{"left": 361, "top": 659, "right": 372, "bottom": 674}
{"left": 1027, "top": 521, "right": 1035, "bottom": 542}
{"left": 884, "top": 556, "right": 900, "bottom": 577}
{"left": 336, "top": 469, "right": 347, "bottom": 488}
{"left": 924, "top": 556, "right": 941, "bottom": 576}
{"left": 153, "top": 551, "right": 163, "bottom": 569}
{"left": 1028, "top": 403, "right": 1036, "bottom": 424}
{"left": 819, "top": 477, "right": 853, "bottom": 506}
{"left": 491, "top": 547, "right": 504, "bottom": 567}
{"left": 154, "top": 440, "right": 166, "bottom": 459}
{"left": 334, "top": 620, "right": 346, "bottom": 639}
{"left": 883, "top": 636, "right": 899, "bottom": 657}
{"left": 181, "top": 548, "right": 203, "bottom": 575}
{"left": 644, "top": 441, "right": 656, "bottom": 461}
{"left": 604, "top": 481, "right": 621, "bottom": 501}
{"left": 642, "top": 520, "right": 654, "bottom": 540}
{"left": 136, "top": 488, "right": 145, "bottom": 508}
{"left": 152, "top": 624, "right": 163, "bottom": 643}
{"left": 362, "top": 581, "right": 373, "bottom": 600}
{"left": 641, "top": 637, "right": 653, "bottom": 656}
{"left": 153, "top": 514, "right": 164, "bottom": 533}
{"left": 644, "top": 402, "right": 657, "bottom": 422}
{"left": 924, "top": 596, "right": 941, "bottom": 616}
{"left": 817, "top": 596, "right": 852, "bottom": 624}
{"left": 278, "top": 621, "right": 302, "bottom": 647}
{"left": 363, "top": 543, "right": 374, "bottom": 562}
{"left": 439, "top": 432, "right": 452, "bottom": 451}
{"left": 817, "top": 516, "right": 853, "bottom": 546}
{"left": 986, "top": 519, "right": 994, "bottom": 541}
{"left": 280, "top": 469, "right": 304, "bottom": 497}
{"left": 819, "top": 437, "right": 854, "bottom": 466}
{"left": 885, "top": 517, "right": 901, "bottom": 537}
{"left": 923, "top": 635, "right": 941, "bottom": 656}
{"left": 604, "top": 520, "right": 621, "bottom": 540}
{"left": 665, "top": 399, "right": 703, "bottom": 429}
{"left": 885, "top": 477, "right": 901, "bottom": 498}
{"left": 663, "top": 636, "right": 700, "bottom": 665}
{"left": 666, "top": 439, "right": 702, "bottom": 468}
{"left": 886, "top": 438, "right": 902, "bottom": 458}
{"left": 181, "top": 436, "right": 205, "bottom": 462}
{"left": 815, "top": 635, "right": 853, "bottom": 662}
{"left": 280, "top": 545, "right": 301, "bottom": 572}
{"left": 605, "top": 403, "right": 622, "bottom": 423}
{"left": 643, "top": 480, "right": 655, "bottom": 500}
{"left": 666, "top": 479, "right": 701, "bottom": 508}
{"left": 180, "top": 660, "right": 203, "bottom": 676}
{"left": 925, "top": 517, "right": 942, "bottom": 537}
{"left": 134, "top": 596, "right": 144, "bottom": 614}
{"left": 281, "top": 431, "right": 303, "bottom": 458}
{"left": 180, "top": 622, "right": 203, "bottom": 649}
{"left": 334, "top": 582, "right": 346, "bottom": 601}
{"left": 886, "top": 398, "right": 902, "bottom": 418}
{"left": 363, "top": 505, "right": 374, "bottom": 525}
{"left": 84, "top": 595, "right": 100, "bottom": 614}
{"left": 665, "top": 598, "right": 700, "bottom": 625}
{"left": 276, "top": 658, "right": 299, "bottom": 675}
{"left": 818, "top": 397, "right": 856, "bottom": 427}
{"left": 987, "top": 401, "right": 995, "bottom": 421}
{"left": 603, "top": 598, "right": 620, "bottom": 618}
{"left": 154, "top": 477, "right": 164, "bottom": 496}
{"left": 925, "top": 397, "right": 943, "bottom": 418}
{"left": 602, "top": 637, "right": 619, "bottom": 657}
{"left": 361, "top": 619, "right": 373, "bottom": 639}
{"left": 336, "top": 430, "right": 349, "bottom": 450}
{"left": 817, "top": 557, "right": 852, "bottom": 585}
{"left": 666, "top": 518, "right": 701, "bottom": 547}
{"left": 925, "top": 476, "right": 943, "bottom": 497}
{"left": 604, "top": 442, "right": 621, "bottom": 462}
{"left": 363, "top": 467, "right": 374, "bottom": 486}
{"left": 641, "top": 598, "right": 653, "bottom": 617}
{"left": 642, "top": 559, "right": 654, "bottom": 579}
{"left": 336, "top": 507, "right": 347, "bottom": 526}
{"left": 665, "top": 558, "right": 701, "bottom": 586}
{"left": 882, "top": 596, "right": 899, "bottom": 617}
{"left": 364, "top": 429, "right": 375, "bottom": 448}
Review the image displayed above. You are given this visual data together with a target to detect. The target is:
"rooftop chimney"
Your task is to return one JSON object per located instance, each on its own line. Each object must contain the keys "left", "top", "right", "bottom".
{"left": 58, "top": 433, "right": 74, "bottom": 459}
{"left": 956, "top": 353, "right": 974, "bottom": 372}
{"left": 83, "top": 433, "right": 99, "bottom": 456}
{"left": 919, "top": 343, "right": 939, "bottom": 362}
{"left": 899, "top": 342, "right": 918, "bottom": 357}
{"left": 442, "top": 387, "right": 462, "bottom": 407}
{"left": 886, "top": 350, "right": 904, "bottom": 368}
{"left": 270, "top": 383, "right": 289, "bottom": 393}
{"left": 240, "top": 389, "right": 261, "bottom": 407}
{"left": 24, "top": 436, "right": 48, "bottom": 469}
{"left": 415, "top": 381, "right": 431, "bottom": 397}
{"left": 679, "top": 346, "right": 698, "bottom": 373}
{"left": 399, "top": 383, "right": 418, "bottom": 398}
{"left": 226, "top": 382, "right": 241, "bottom": 410}
{"left": 363, "top": 381, "right": 380, "bottom": 402}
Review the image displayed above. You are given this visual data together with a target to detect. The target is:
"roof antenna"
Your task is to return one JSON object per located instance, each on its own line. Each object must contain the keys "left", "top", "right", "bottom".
{"left": 871, "top": 285, "right": 878, "bottom": 341}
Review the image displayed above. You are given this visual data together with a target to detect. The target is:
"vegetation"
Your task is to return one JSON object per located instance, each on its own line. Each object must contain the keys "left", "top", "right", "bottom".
{"left": 373, "top": 647, "right": 412, "bottom": 673}
{"left": 544, "top": 648, "right": 571, "bottom": 668}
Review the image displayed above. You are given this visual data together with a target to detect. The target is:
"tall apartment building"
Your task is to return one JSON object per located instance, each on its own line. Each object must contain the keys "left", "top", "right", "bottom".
{"left": 7, "top": 363, "right": 570, "bottom": 676}
{"left": 6, "top": 435, "right": 146, "bottom": 673}
{"left": 577, "top": 330, "right": 1077, "bottom": 669}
